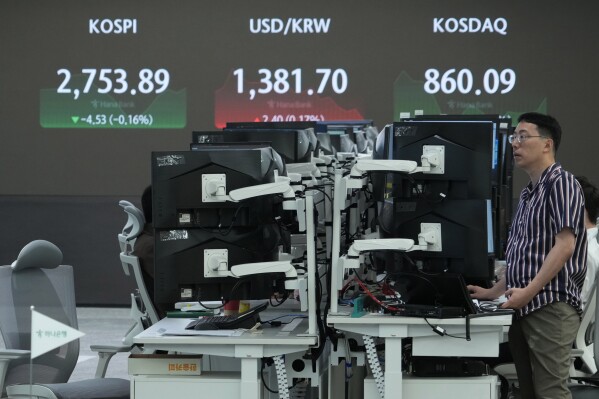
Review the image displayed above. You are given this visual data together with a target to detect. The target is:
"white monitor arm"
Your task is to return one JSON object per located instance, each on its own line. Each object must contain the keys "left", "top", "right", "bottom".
{"left": 286, "top": 162, "right": 321, "bottom": 182}
{"left": 230, "top": 261, "right": 297, "bottom": 280}
{"left": 203, "top": 171, "right": 297, "bottom": 210}
{"left": 339, "top": 223, "right": 442, "bottom": 270}
{"left": 347, "top": 147, "right": 444, "bottom": 188}
{"left": 204, "top": 250, "right": 300, "bottom": 291}
{"left": 229, "top": 176, "right": 295, "bottom": 203}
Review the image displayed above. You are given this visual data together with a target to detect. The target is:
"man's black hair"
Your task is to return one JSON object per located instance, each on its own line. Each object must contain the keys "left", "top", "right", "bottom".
{"left": 576, "top": 175, "right": 599, "bottom": 223}
{"left": 518, "top": 112, "right": 562, "bottom": 152}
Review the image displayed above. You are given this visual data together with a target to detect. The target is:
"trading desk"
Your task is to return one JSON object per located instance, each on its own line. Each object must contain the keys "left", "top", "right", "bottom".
{"left": 131, "top": 317, "right": 318, "bottom": 399}
{"left": 328, "top": 309, "right": 512, "bottom": 399}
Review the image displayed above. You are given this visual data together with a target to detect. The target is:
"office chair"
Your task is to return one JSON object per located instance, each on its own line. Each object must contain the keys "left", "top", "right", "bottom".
{"left": 571, "top": 281, "right": 597, "bottom": 377}
{"left": 570, "top": 272, "right": 599, "bottom": 397}
{"left": 118, "top": 200, "right": 141, "bottom": 252}
{"left": 0, "top": 240, "right": 130, "bottom": 399}
{"left": 118, "top": 205, "right": 159, "bottom": 347}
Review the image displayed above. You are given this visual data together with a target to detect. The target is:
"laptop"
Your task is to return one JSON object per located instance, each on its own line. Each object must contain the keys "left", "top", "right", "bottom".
{"left": 389, "top": 272, "right": 513, "bottom": 318}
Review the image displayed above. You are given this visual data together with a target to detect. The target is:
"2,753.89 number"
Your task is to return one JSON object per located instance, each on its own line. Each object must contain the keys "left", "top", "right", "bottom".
{"left": 56, "top": 68, "right": 170, "bottom": 100}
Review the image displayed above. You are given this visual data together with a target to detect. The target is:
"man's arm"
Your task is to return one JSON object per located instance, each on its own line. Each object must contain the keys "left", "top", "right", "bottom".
{"left": 502, "top": 228, "right": 575, "bottom": 309}
{"left": 467, "top": 276, "right": 507, "bottom": 300}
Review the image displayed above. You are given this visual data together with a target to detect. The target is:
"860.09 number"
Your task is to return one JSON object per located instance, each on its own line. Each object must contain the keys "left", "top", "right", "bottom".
{"left": 424, "top": 68, "right": 516, "bottom": 95}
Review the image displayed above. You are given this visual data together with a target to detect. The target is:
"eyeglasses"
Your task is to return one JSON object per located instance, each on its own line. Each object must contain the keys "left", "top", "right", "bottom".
{"left": 508, "top": 134, "right": 546, "bottom": 144}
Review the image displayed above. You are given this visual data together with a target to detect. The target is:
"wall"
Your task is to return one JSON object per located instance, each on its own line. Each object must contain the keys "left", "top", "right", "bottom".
{"left": 0, "top": 196, "right": 137, "bottom": 305}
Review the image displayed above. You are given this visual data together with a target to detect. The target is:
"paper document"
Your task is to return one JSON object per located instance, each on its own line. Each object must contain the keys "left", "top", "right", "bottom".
{"left": 281, "top": 318, "right": 303, "bottom": 332}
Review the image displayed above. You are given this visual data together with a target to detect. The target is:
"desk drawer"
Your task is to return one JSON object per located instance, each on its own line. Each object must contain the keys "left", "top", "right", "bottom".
{"left": 132, "top": 373, "right": 242, "bottom": 399}
{"left": 364, "top": 375, "right": 499, "bottom": 399}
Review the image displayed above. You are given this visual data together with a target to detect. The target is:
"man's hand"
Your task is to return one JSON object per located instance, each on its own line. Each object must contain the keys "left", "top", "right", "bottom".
{"left": 501, "top": 287, "right": 535, "bottom": 309}
{"left": 467, "top": 285, "right": 494, "bottom": 300}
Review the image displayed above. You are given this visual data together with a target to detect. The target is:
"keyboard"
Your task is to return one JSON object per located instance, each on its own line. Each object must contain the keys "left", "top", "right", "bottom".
{"left": 184, "top": 302, "right": 268, "bottom": 330}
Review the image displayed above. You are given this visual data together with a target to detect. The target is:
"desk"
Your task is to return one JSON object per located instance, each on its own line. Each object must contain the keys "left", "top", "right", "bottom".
{"left": 328, "top": 310, "right": 511, "bottom": 399}
{"left": 132, "top": 318, "right": 318, "bottom": 399}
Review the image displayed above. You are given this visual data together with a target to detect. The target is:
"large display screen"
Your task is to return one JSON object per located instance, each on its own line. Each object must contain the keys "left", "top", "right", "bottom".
{"left": 1, "top": 0, "right": 597, "bottom": 195}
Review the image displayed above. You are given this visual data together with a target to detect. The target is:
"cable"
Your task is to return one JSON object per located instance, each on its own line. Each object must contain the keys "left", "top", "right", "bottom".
{"left": 226, "top": 277, "right": 251, "bottom": 299}
{"left": 274, "top": 355, "right": 290, "bottom": 399}
{"left": 260, "top": 358, "right": 304, "bottom": 395}
{"left": 261, "top": 314, "right": 307, "bottom": 324}
{"left": 194, "top": 204, "right": 245, "bottom": 236}
{"left": 269, "top": 291, "right": 290, "bottom": 307}
{"left": 196, "top": 298, "right": 224, "bottom": 310}
{"left": 363, "top": 335, "right": 385, "bottom": 399}
{"left": 309, "top": 186, "right": 333, "bottom": 203}
{"left": 260, "top": 359, "right": 278, "bottom": 394}
{"left": 353, "top": 277, "right": 400, "bottom": 313}
{"left": 423, "top": 317, "right": 468, "bottom": 340}
{"left": 404, "top": 174, "right": 447, "bottom": 205}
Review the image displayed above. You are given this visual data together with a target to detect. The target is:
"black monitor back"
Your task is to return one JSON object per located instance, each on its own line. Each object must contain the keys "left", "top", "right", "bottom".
{"left": 224, "top": 122, "right": 319, "bottom": 159}
{"left": 395, "top": 114, "right": 514, "bottom": 258}
{"left": 376, "top": 120, "right": 497, "bottom": 200}
{"left": 315, "top": 120, "right": 374, "bottom": 133}
{"left": 193, "top": 129, "right": 312, "bottom": 164}
{"left": 153, "top": 225, "right": 284, "bottom": 307}
{"left": 151, "top": 147, "right": 284, "bottom": 229}
{"left": 378, "top": 198, "right": 494, "bottom": 283}
{"left": 316, "top": 132, "right": 336, "bottom": 156}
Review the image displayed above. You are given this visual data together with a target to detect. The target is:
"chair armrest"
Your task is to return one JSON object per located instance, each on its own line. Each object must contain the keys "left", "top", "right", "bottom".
{"left": 89, "top": 344, "right": 131, "bottom": 354}
{"left": 89, "top": 345, "right": 132, "bottom": 378}
{"left": 571, "top": 348, "right": 585, "bottom": 357}
{"left": 0, "top": 349, "right": 30, "bottom": 359}
{"left": 1, "top": 349, "right": 31, "bottom": 395}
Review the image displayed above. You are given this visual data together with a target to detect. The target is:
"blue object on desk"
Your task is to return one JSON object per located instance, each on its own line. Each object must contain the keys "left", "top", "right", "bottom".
{"left": 351, "top": 296, "right": 368, "bottom": 318}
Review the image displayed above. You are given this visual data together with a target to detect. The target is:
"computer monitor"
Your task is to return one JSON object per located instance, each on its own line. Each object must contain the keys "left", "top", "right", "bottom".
{"left": 226, "top": 121, "right": 316, "bottom": 133}
{"left": 314, "top": 119, "right": 374, "bottom": 133}
{"left": 398, "top": 114, "right": 513, "bottom": 193}
{"left": 373, "top": 117, "right": 505, "bottom": 283}
{"left": 379, "top": 119, "right": 498, "bottom": 200}
{"left": 354, "top": 130, "right": 369, "bottom": 154}
{"left": 318, "top": 120, "right": 374, "bottom": 154}
{"left": 225, "top": 121, "right": 320, "bottom": 158}
{"left": 151, "top": 146, "right": 289, "bottom": 306}
{"left": 152, "top": 146, "right": 285, "bottom": 229}
{"left": 192, "top": 129, "right": 313, "bottom": 164}
{"left": 364, "top": 126, "right": 379, "bottom": 152}
{"left": 316, "top": 132, "right": 336, "bottom": 156}
{"left": 324, "top": 127, "right": 357, "bottom": 154}
{"left": 377, "top": 198, "right": 495, "bottom": 283}
{"left": 394, "top": 114, "right": 514, "bottom": 258}
{"left": 153, "top": 225, "right": 286, "bottom": 307}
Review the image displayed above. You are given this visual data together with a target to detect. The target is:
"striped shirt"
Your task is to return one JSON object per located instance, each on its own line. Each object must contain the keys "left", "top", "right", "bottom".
{"left": 505, "top": 163, "right": 587, "bottom": 317}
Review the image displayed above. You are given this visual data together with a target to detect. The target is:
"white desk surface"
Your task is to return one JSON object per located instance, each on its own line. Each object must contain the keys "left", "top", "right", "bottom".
{"left": 327, "top": 308, "right": 512, "bottom": 339}
{"left": 133, "top": 317, "right": 318, "bottom": 358}
{"left": 328, "top": 308, "right": 511, "bottom": 359}
{"left": 328, "top": 309, "right": 512, "bottom": 326}
{"left": 131, "top": 318, "right": 318, "bottom": 399}
{"left": 328, "top": 308, "right": 512, "bottom": 399}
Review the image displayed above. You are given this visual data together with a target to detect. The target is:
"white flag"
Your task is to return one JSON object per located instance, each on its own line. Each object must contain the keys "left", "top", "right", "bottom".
{"left": 30, "top": 309, "right": 85, "bottom": 359}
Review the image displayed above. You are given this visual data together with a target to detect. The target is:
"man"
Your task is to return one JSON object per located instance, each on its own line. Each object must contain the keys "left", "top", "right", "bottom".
{"left": 468, "top": 112, "right": 587, "bottom": 398}
{"left": 576, "top": 175, "right": 599, "bottom": 308}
